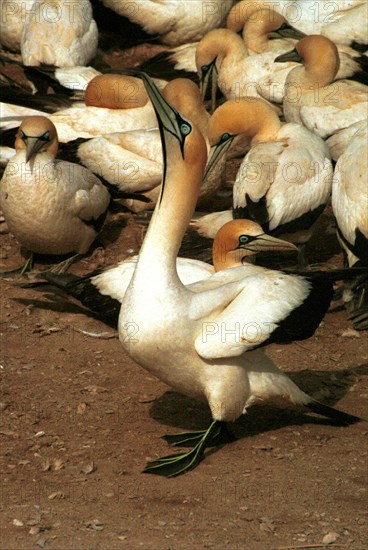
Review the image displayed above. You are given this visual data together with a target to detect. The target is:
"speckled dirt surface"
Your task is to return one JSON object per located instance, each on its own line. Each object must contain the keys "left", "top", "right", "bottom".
{"left": 0, "top": 5, "right": 367, "bottom": 549}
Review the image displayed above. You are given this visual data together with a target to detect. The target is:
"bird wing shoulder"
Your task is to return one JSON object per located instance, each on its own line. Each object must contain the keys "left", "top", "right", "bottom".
{"left": 262, "top": 126, "right": 332, "bottom": 229}
{"left": 194, "top": 270, "right": 311, "bottom": 360}
{"left": 63, "top": 162, "right": 110, "bottom": 220}
{"left": 234, "top": 142, "right": 280, "bottom": 204}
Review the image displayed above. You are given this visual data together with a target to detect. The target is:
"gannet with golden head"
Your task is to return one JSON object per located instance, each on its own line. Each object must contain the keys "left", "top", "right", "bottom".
{"left": 48, "top": 74, "right": 166, "bottom": 143}
{"left": 35, "top": 219, "right": 297, "bottom": 326}
{"left": 117, "top": 73, "right": 359, "bottom": 477}
{"left": 276, "top": 35, "right": 368, "bottom": 138}
{"left": 226, "top": 1, "right": 368, "bottom": 83}
{"left": 226, "top": 1, "right": 302, "bottom": 54}
{"left": 0, "top": 116, "right": 110, "bottom": 274}
{"left": 205, "top": 97, "right": 333, "bottom": 266}
{"left": 58, "top": 78, "right": 226, "bottom": 211}
{"left": 195, "top": 27, "right": 301, "bottom": 108}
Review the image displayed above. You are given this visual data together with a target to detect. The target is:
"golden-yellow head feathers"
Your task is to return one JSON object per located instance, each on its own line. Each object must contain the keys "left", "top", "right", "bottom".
{"left": 208, "top": 97, "right": 281, "bottom": 146}
{"left": 163, "top": 78, "right": 202, "bottom": 112}
{"left": 195, "top": 28, "right": 245, "bottom": 75}
{"left": 295, "top": 35, "right": 340, "bottom": 80}
{"left": 85, "top": 74, "right": 148, "bottom": 109}
{"left": 227, "top": 1, "right": 286, "bottom": 35}
{"left": 15, "top": 116, "right": 58, "bottom": 160}
{"left": 213, "top": 219, "right": 297, "bottom": 271}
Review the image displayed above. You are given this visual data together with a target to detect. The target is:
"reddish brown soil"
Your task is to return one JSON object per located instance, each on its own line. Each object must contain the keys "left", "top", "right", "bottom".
{"left": 1, "top": 203, "right": 367, "bottom": 550}
{"left": 1, "top": 14, "right": 367, "bottom": 550}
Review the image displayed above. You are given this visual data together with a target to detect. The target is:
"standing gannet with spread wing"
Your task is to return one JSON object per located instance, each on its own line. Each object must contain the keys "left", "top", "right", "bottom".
{"left": 276, "top": 35, "right": 368, "bottom": 138}
{"left": 117, "top": 74, "right": 359, "bottom": 477}
{"left": 332, "top": 123, "right": 368, "bottom": 330}
{"left": 0, "top": 116, "right": 110, "bottom": 275}
{"left": 32, "top": 220, "right": 298, "bottom": 326}
{"left": 204, "top": 97, "right": 333, "bottom": 266}
{"left": 20, "top": 0, "right": 98, "bottom": 67}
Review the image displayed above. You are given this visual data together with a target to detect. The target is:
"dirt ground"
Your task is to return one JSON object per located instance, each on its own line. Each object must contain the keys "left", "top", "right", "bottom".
{"left": 1, "top": 199, "right": 367, "bottom": 550}
{"left": 1, "top": 6, "right": 367, "bottom": 549}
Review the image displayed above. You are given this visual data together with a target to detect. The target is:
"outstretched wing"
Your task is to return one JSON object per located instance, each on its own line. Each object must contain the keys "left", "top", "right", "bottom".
{"left": 195, "top": 269, "right": 333, "bottom": 359}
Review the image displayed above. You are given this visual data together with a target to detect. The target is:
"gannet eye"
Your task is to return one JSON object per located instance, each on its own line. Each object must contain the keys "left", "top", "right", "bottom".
{"left": 220, "top": 132, "right": 232, "bottom": 143}
{"left": 201, "top": 64, "right": 209, "bottom": 73}
{"left": 41, "top": 130, "right": 50, "bottom": 141}
{"left": 180, "top": 122, "right": 191, "bottom": 136}
{"left": 239, "top": 235, "right": 249, "bottom": 244}
{"left": 20, "top": 130, "right": 27, "bottom": 142}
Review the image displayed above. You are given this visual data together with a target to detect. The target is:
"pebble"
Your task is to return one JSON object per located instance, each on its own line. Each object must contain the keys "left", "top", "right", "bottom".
{"left": 341, "top": 329, "right": 360, "bottom": 338}
{"left": 322, "top": 531, "right": 339, "bottom": 544}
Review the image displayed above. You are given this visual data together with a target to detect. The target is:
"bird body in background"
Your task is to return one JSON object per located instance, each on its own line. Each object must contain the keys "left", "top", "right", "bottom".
{"left": 0, "top": 0, "right": 35, "bottom": 52}
{"left": 101, "top": 0, "right": 235, "bottom": 46}
{"left": 226, "top": 1, "right": 302, "bottom": 54}
{"left": 0, "top": 103, "right": 50, "bottom": 131}
{"left": 205, "top": 97, "right": 333, "bottom": 266}
{"left": 277, "top": 35, "right": 368, "bottom": 138}
{"left": 226, "top": 1, "right": 368, "bottom": 84}
{"left": 196, "top": 28, "right": 299, "bottom": 105}
{"left": 47, "top": 74, "right": 167, "bottom": 142}
{"left": 55, "top": 78, "right": 226, "bottom": 211}
{"left": 0, "top": 72, "right": 166, "bottom": 139}
{"left": 276, "top": 0, "right": 367, "bottom": 47}
{"left": 117, "top": 74, "right": 359, "bottom": 477}
{"left": 326, "top": 119, "right": 367, "bottom": 161}
{"left": 20, "top": 0, "right": 98, "bottom": 67}
{"left": 35, "top": 220, "right": 297, "bottom": 327}
{"left": 0, "top": 116, "right": 110, "bottom": 273}
{"left": 332, "top": 123, "right": 368, "bottom": 330}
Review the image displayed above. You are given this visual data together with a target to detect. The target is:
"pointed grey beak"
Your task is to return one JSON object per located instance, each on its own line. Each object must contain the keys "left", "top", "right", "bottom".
{"left": 199, "top": 60, "right": 218, "bottom": 112}
{"left": 269, "top": 24, "right": 305, "bottom": 41}
{"left": 137, "top": 71, "right": 193, "bottom": 202}
{"left": 140, "top": 73, "right": 182, "bottom": 136}
{"left": 239, "top": 234, "right": 298, "bottom": 253}
{"left": 275, "top": 48, "right": 302, "bottom": 64}
{"left": 25, "top": 136, "right": 46, "bottom": 163}
{"left": 204, "top": 137, "right": 233, "bottom": 181}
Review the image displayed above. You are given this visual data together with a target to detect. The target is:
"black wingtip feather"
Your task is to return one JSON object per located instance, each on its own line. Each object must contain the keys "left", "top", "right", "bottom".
{"left": 35, "top": 272, "right": 120, "bottom": 327}
{"left": 268, "top": 277, "right": 334, "bottom": 344}
{"left": 305, "top": 400, "right": 362, "bottom": 425}
{"left": 139, "top": 52, "right": 199, "bottom": 82}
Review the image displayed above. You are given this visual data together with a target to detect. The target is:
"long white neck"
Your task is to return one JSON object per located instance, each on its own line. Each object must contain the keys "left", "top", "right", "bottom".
{"left": 131, "top": 131, "right": 205, "bottom": 289}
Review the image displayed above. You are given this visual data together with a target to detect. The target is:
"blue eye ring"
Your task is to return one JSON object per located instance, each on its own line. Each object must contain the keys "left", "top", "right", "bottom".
{"left": 239, "top": 235, "right": 249, "bottom": 244}
{"left": 180, "top": 122, "right": 191, "bottom": 136}
{"left": 41, "top": 130, "right": 50, "bottom": 141}
{"left": 220, "top": 132, "right": 231, "bottom": 143}
{"left": 201, "top": 64, "right": 209, "bottom": 73}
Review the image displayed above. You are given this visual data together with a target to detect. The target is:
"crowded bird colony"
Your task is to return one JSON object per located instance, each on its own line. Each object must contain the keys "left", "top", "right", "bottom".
{"left": 0, "top": 0, "right": 367, "bottom": 476}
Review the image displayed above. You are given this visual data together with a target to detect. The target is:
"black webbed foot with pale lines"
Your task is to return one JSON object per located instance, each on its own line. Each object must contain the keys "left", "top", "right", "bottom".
{"left": 143, "top": 420, "right": 224, "bottom": 477}
{"left": 0, "top": 254, "right": 34, "bottom": 278}
{"left": 143, "top": 399, "right": 361, "bottom": 477}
